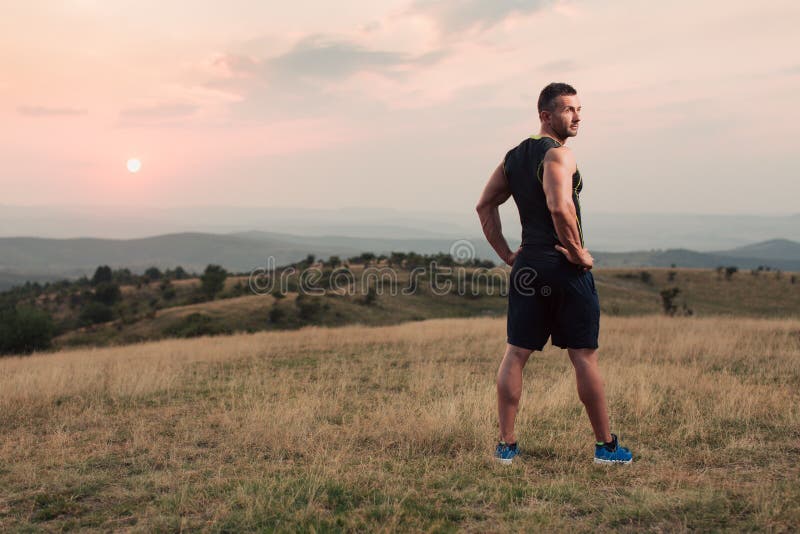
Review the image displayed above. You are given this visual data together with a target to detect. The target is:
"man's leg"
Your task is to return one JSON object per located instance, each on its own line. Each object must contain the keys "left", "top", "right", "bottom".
{"left": 567, "top": 348, "right": 612, "bottom": 443}
{"left": 497, "top": 343, "right": 533, "bottom": 443}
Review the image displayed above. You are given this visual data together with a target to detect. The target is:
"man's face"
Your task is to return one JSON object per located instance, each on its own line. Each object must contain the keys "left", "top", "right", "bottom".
{"left": 544, "top": 94, "right": 581, "bottom": 138}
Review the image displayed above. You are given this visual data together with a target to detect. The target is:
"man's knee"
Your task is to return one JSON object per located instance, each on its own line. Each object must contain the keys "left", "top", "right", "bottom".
{"left": 505, "top": 343, "right": 533, "bottom": 363}
{"left": 568, "top": 347, "right": 598, "bottom": 367}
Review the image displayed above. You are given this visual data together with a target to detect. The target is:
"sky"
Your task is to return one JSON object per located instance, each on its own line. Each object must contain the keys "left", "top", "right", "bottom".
{"left": 1, "top": 0, "right": 798, "bottom": 216}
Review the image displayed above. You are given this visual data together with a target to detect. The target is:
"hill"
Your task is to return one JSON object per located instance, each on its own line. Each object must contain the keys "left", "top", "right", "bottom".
{"left": 594, "top": 240, "right": 800, "bottom": 271}
{"left": 2, "top": 232, "right": 800, "bottom": 290}
{"left": 6, "top": 263, "right": 797, "bottom": 354}
{"left": 2, "top": 204, "right": 798, "bottom": 251}
{"left": 715, "top": 238, "right": 800, "bottom": 261}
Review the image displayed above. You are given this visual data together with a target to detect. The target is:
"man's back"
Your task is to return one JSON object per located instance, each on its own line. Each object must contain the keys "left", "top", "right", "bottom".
{"left": 503, "top": 135, "right": 584, "bottom": 250}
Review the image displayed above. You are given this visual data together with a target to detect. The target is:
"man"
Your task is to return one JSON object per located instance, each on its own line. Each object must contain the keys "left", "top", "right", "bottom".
{"left": 475, "top": 82, "right": 632, "bottom": 465}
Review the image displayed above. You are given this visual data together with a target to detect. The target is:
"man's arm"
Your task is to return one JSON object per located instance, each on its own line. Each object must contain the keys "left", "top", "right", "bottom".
{"left": 476, "top": 161, "right": 519, "bottom": 266}
{"left": 542, "top": 147, "right": 593, "bottom": 270}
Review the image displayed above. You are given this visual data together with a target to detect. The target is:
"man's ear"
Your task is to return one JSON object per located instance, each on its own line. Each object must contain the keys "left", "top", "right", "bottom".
{"left": 538, "top": 110, "right": 549, "bottom": 123}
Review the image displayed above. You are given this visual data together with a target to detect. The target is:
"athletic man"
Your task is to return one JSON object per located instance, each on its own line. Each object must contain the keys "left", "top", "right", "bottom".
{"left": 475, "top": 82, "right": 632, "bottom": 465}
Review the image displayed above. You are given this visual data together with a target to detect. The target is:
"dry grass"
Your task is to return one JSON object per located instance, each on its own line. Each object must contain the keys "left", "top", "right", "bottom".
{"left": 1, "top": 315, "right": 799, "bottom": 531}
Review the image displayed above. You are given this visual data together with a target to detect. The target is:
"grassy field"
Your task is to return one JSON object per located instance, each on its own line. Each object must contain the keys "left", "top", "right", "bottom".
{"left": 1, "top": 315, "right": 799, "bottom": 531}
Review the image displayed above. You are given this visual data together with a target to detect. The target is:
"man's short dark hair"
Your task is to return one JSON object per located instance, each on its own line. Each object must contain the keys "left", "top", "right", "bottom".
{"left": 537, "top": 82, "right": 577, "bottom": 113}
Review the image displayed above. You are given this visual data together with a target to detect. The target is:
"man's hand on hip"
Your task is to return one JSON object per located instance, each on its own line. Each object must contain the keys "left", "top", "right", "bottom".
{"left": 504, "top": 246, "right": 522, "bottom": 267}
{"left": 554, "top": 244, "right": 594, "bottom": 271}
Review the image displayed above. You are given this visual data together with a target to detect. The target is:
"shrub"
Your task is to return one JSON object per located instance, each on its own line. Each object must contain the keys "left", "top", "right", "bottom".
{"left": 79, "top": 302, "right": 114, "bottom": 326}
{"left": 362, "top": 285, "right": 378, "bottom": 306}
{"left": 162, "top": 313, "right": 231, "bottom": 338}
{"left": 659, "top": 287, "right": 680, "bottom": 316}
{"left": 296, "top": 294, "right": 323, "bottom": 320}
{"left": 144, "top": 267, "right": 163, "bottom": 281}
{"left": 0, "top": 306, "right": 54, "bottom": 355}
{"left": 91, "top": 265, "right": 113, "bottom": 286}
{"left": 112, "top": 268, "right": 135, "bottom": 285}
{"left": 269, "top": 304, "right": 287, "bottom": 324}
{"left": 161, "top": 282, "right": 177, "bottom": 300}
{"left": 200, "top": 264, "right": 228, "bottom": 298}
{"left": 93, "top": 282, "right": 121, "bottom": 306}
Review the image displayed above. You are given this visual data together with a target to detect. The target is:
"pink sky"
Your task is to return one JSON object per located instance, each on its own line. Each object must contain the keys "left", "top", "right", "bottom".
{"left": 1, "top": 0, "right": 798, "bottom": 214}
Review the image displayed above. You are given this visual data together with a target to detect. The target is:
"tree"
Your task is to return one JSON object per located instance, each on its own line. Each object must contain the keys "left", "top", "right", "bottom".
{"left": 160, "top": 279, "right": 176, "bottom": 300}
{"left": 93, "top": 282, "right": 121, "bottom": 306}
{"left": 91, "top": 265, "right": 113, "bottom": 286}
{"left": 362, "top": 285, "right": 378, "bottom": 306}
{"left": 144, "top": 267, "right": 163, "bottom": 281}
{"left": 388, "top": 251, "right": 407, "bottom": 268}
{"left": 359, "top": 252, "right": 376, "bottom": 265}
{"left": 0, "top": 306, "right": 54, "bottom": 355}
{"left": 659, "top": 287, "right": 680, "bottom": 316}
{"left": 297, "top": 254, "right": 316, "bottom": 269}
{"left": 327, "top": 256, "right": 342, "bottom": 269}
{"left": 164, "top": 265, "right": 190, "bottom": 280}
{"left": 79, "top": 302, "right": 114, "bottom": 326}
{"left": 112, "top": 268, "right": 135, "bottom": 285}
{"left": 173, "top": 266, "right": 189, "bottom": 280}
{"left": 200, "top": 264, "right": 227, "bottom": 298}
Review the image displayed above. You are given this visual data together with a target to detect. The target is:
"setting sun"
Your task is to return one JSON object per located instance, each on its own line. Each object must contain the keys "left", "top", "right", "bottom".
{"left": 126, "top": 158, "right": 141, "bottom": 173}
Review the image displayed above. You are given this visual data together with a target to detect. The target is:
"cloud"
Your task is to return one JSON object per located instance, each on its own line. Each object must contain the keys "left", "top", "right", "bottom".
{"left": 409, "top": 0, "right": 554, "bottom": 36}
{"left": 17, "top": 106, "right": 87, "bottom": 117}
{"left": 120, "top": 103, "right": 199, "bottom": 119}
{"left": 271, "top": 35, "right": 403, "bottom": 80}
{"left": 256, "top": 34, "right": 447, "bottom": 82}
{"left": 203, "top": 33, "right": 452, "bottom": 122}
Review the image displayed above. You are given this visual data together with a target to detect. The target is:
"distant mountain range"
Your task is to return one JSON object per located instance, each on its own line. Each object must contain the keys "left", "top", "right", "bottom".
{"left": 1, "top": 205, "right": 797, "bottom": 251}
{"left": 594, "top": 239, "right": 800, "bottom": 270}
{"left": 1, "top": 231, "right": 798, "bottom": 290}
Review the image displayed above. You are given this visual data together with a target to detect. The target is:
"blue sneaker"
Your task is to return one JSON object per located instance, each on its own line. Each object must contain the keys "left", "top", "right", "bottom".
{"left": 594, "top": 433, "right": 633, "bottom": 464}
{"left": 494, "top": 441, "right": 519, "bottom": 464}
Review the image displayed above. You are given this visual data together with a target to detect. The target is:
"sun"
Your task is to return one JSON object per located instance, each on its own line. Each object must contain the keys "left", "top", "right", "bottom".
{"left": 126, "top": 158, "right": 142, "bottom": 173}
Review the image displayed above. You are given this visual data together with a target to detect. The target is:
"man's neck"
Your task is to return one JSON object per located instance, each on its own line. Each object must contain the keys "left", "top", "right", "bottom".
{"left": 538, "top": 128, "right": 567, "bottom": 145}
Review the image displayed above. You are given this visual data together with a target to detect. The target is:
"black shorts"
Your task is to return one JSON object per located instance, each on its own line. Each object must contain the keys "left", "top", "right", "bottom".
{"left": 507, "top": 246, "right": 600, "bottom": 351}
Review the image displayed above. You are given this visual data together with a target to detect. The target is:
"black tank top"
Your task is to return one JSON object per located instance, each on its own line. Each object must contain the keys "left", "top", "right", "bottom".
{"left": 503, "top": 135, "right": 584, "bottom": 249}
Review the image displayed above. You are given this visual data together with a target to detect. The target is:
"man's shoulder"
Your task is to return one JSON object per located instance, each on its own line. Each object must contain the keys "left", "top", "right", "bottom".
{"left": 543, "top": 144, "right": 575, "bottom": 164}
{"left": 506, "top": 136, "right": 574, "bottom": 168}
